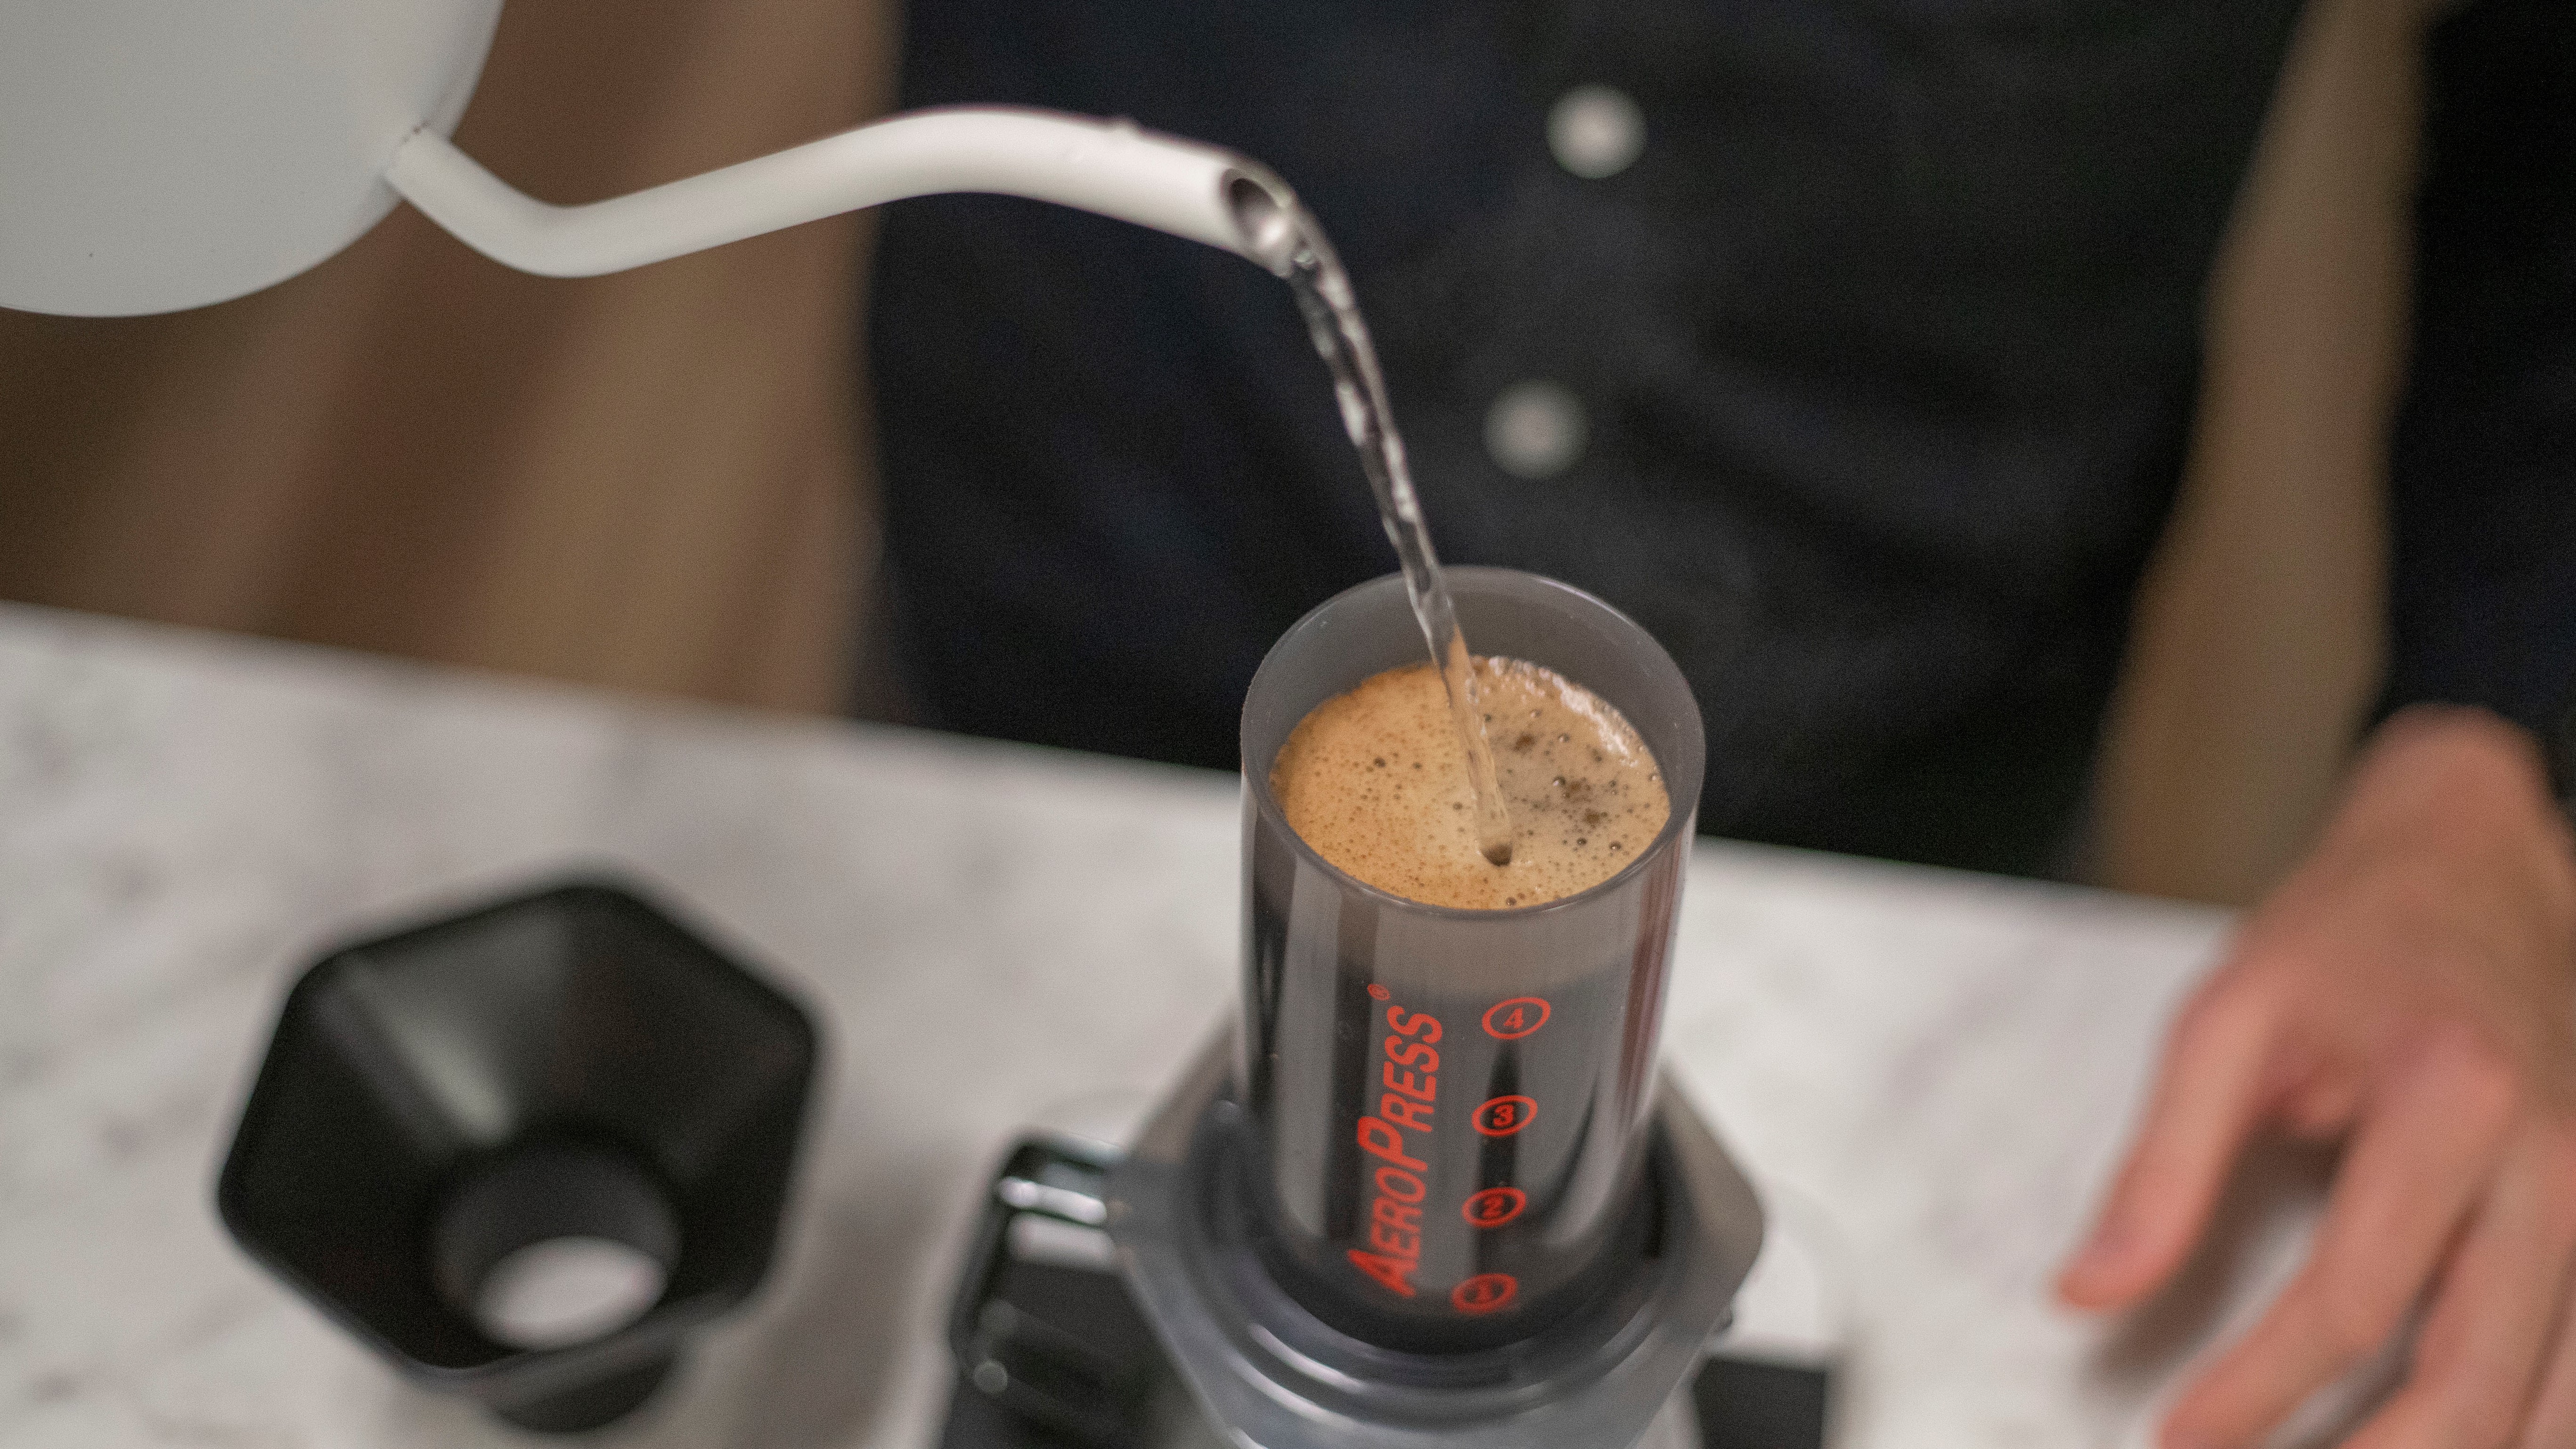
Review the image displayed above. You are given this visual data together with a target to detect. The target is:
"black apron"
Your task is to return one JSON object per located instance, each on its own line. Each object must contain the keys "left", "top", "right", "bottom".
{"left": 869, "top": 0, "right": 2309, "bottom": 876}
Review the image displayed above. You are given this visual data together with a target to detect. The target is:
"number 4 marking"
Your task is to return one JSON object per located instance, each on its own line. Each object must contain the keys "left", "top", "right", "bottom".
{"left": 1483, "top": 997, "right": 1550, "bottom": 1040}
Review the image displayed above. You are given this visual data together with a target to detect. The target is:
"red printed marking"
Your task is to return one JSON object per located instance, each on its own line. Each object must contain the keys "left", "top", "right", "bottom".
{"left": 1483, "top": 997, "right": 1551, "bottom": 1040}
{"left": 1351, "top": 999, "right": 1443, "bottom": 1298}
{"left": 1451, "top": 1273, "right": 1519, "bottom": 1314}
{"left": 1358, "top": 1116, "right": 1425, "bottom": 1170}
{"left": 1380, "top": 1092, "right": 1434, "bottom": 1132}
{"left": 1462, "top": 1187, "right": 1527, "bottom": 1228}
{"left": 1349, "top": 1248, "right": 1417, "bottom": 1296}
{"left": 1472, "top": 1095, "right": 1537, "bottom": 1137}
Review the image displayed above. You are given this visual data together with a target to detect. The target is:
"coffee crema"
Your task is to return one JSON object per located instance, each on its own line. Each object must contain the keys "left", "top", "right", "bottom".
{"left": 1270, "top": 658, "right": 1670, "bottom": 910}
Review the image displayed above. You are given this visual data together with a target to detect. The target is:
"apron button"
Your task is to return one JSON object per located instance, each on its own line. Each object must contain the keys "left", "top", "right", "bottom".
{"left": 1548, "top": 85, "right": 1646, "bottom": 179}
{"left": 1485, "top": 381, "right": 1588, "bottom": 480}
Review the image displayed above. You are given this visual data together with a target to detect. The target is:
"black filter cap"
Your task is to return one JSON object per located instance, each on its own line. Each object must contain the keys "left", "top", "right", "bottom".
{"left": 217, "top": 879, "right": 820, "bottom": 1432}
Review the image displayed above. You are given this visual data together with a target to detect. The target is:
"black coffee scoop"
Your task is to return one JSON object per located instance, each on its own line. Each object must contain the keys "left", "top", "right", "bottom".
{"left": 217, "top": 879, "right": 819, "bottom": 1432}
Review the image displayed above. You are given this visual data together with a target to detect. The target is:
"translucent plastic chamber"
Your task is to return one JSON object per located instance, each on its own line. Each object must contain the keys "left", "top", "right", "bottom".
{"left": 1235, "top": 568, "right": 1707, "bottom": 1350}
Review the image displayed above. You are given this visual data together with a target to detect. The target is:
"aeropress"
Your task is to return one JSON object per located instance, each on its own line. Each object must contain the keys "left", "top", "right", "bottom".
{"left": 950, "top": 571, "right": 1769, "bottom": 1449}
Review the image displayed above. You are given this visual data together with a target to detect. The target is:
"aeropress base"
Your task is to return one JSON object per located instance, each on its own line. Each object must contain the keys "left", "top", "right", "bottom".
{"left": 944, "top": 1037, "right": 1788, "bottom": 1449}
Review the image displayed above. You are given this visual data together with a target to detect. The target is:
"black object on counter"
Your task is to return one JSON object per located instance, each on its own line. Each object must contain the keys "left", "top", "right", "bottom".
{"left": 945, "top": 1137, "right": 1162, "bottom": 1447}
{"left": 217, "top": 879, "right": 819, "bottom": 1433}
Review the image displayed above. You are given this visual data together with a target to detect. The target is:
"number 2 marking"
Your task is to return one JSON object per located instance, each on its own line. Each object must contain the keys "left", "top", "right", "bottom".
{"left": 1463, "top": 1186, "right": 1527, "bottom": 1227}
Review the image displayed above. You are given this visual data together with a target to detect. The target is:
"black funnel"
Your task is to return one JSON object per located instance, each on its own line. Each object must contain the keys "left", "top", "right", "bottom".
{"left": 217, "top": 879, "right": 820, "bottom": 1432}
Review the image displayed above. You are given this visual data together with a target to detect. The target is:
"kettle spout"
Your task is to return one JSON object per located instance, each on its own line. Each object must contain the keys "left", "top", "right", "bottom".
{"left": 384, "top": 105, "right": 1304, "bottom": 279}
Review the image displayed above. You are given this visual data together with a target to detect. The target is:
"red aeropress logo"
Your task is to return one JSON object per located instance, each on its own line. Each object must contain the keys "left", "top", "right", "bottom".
{"left": 1346, "top": 986, "right": 1560, "bottom": 1314}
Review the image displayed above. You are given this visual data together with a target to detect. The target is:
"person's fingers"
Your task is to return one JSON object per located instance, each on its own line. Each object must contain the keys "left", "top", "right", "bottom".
{"left": 2337, "top": 1126, "right": 2576, "bottom": 1449}
{"left": 2518, "top": 1227, "right": 2576, "bottom": 1449}
{"left": 2279, "top": 1070, "right": 2364, "bottom": 1141}
{"left": 2161, "top": 1031, "right": 2517, "bottom": 1449}
{"left": 2059, "top": 977, "right": 2282, "bottom": 1310}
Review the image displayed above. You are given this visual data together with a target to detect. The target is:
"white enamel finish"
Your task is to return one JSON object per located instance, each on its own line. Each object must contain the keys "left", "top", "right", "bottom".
{"left": 0, "top": 0, "right": 1279, "bottom": 313}
{"left": 0, "top": 0, "right": 502, "bottom": 317}
{"left": 384, "top": 108, "right": 1272, "bottom": 278}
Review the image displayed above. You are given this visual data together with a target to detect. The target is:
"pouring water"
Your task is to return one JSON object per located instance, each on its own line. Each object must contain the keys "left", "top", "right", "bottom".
{"left": 1229, "top": 178, "right": 1518, "bottom": 866}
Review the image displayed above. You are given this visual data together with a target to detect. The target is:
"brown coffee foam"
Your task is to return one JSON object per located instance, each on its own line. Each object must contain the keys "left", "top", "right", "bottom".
{"left": 1269, "top": 657, "right": 1670, "bottom": 910}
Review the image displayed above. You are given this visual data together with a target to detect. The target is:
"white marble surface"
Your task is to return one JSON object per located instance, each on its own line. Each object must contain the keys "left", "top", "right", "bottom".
{"left": 0, "top": 603, "right": 2334, "bottom": 1449}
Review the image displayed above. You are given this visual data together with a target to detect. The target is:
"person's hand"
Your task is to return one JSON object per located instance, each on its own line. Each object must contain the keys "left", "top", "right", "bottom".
{"left": 2059, "top": 706, "right": 2576, "bottom": 1448}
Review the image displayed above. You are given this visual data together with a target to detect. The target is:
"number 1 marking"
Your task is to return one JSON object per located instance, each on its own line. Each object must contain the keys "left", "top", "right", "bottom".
{"left": 1451, "top": 1272, "right": 1518, "bottom": 1314}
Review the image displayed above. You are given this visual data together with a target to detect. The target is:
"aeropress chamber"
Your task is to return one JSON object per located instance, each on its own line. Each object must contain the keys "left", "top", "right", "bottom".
{"left": 1009, "top": 569, "right": 1766, "bottom": 1449}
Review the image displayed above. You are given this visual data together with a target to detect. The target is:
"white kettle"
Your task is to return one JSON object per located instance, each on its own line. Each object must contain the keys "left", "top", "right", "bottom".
{"left": 0, "top": 0, "right": 1298, "bottom": 317}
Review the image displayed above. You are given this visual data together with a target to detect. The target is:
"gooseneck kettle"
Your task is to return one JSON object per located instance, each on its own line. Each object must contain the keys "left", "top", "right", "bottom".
{"left": 0, "top": 0, "right": 1299, "bottom": 317}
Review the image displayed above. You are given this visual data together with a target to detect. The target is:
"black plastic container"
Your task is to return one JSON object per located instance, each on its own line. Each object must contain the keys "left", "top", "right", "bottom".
{"left": 217, "top": 879, "right": 819, "bottom": 1432}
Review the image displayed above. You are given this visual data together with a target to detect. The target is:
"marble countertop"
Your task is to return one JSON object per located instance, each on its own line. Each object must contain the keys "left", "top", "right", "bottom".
{"left": 0, "top": 603, "right": 2333, "bottom": 1449}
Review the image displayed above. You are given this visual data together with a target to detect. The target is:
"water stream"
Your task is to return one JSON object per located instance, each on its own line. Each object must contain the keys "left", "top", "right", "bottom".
{"left": 1232, "top": 179, "right": 1517, "bottom": 866}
